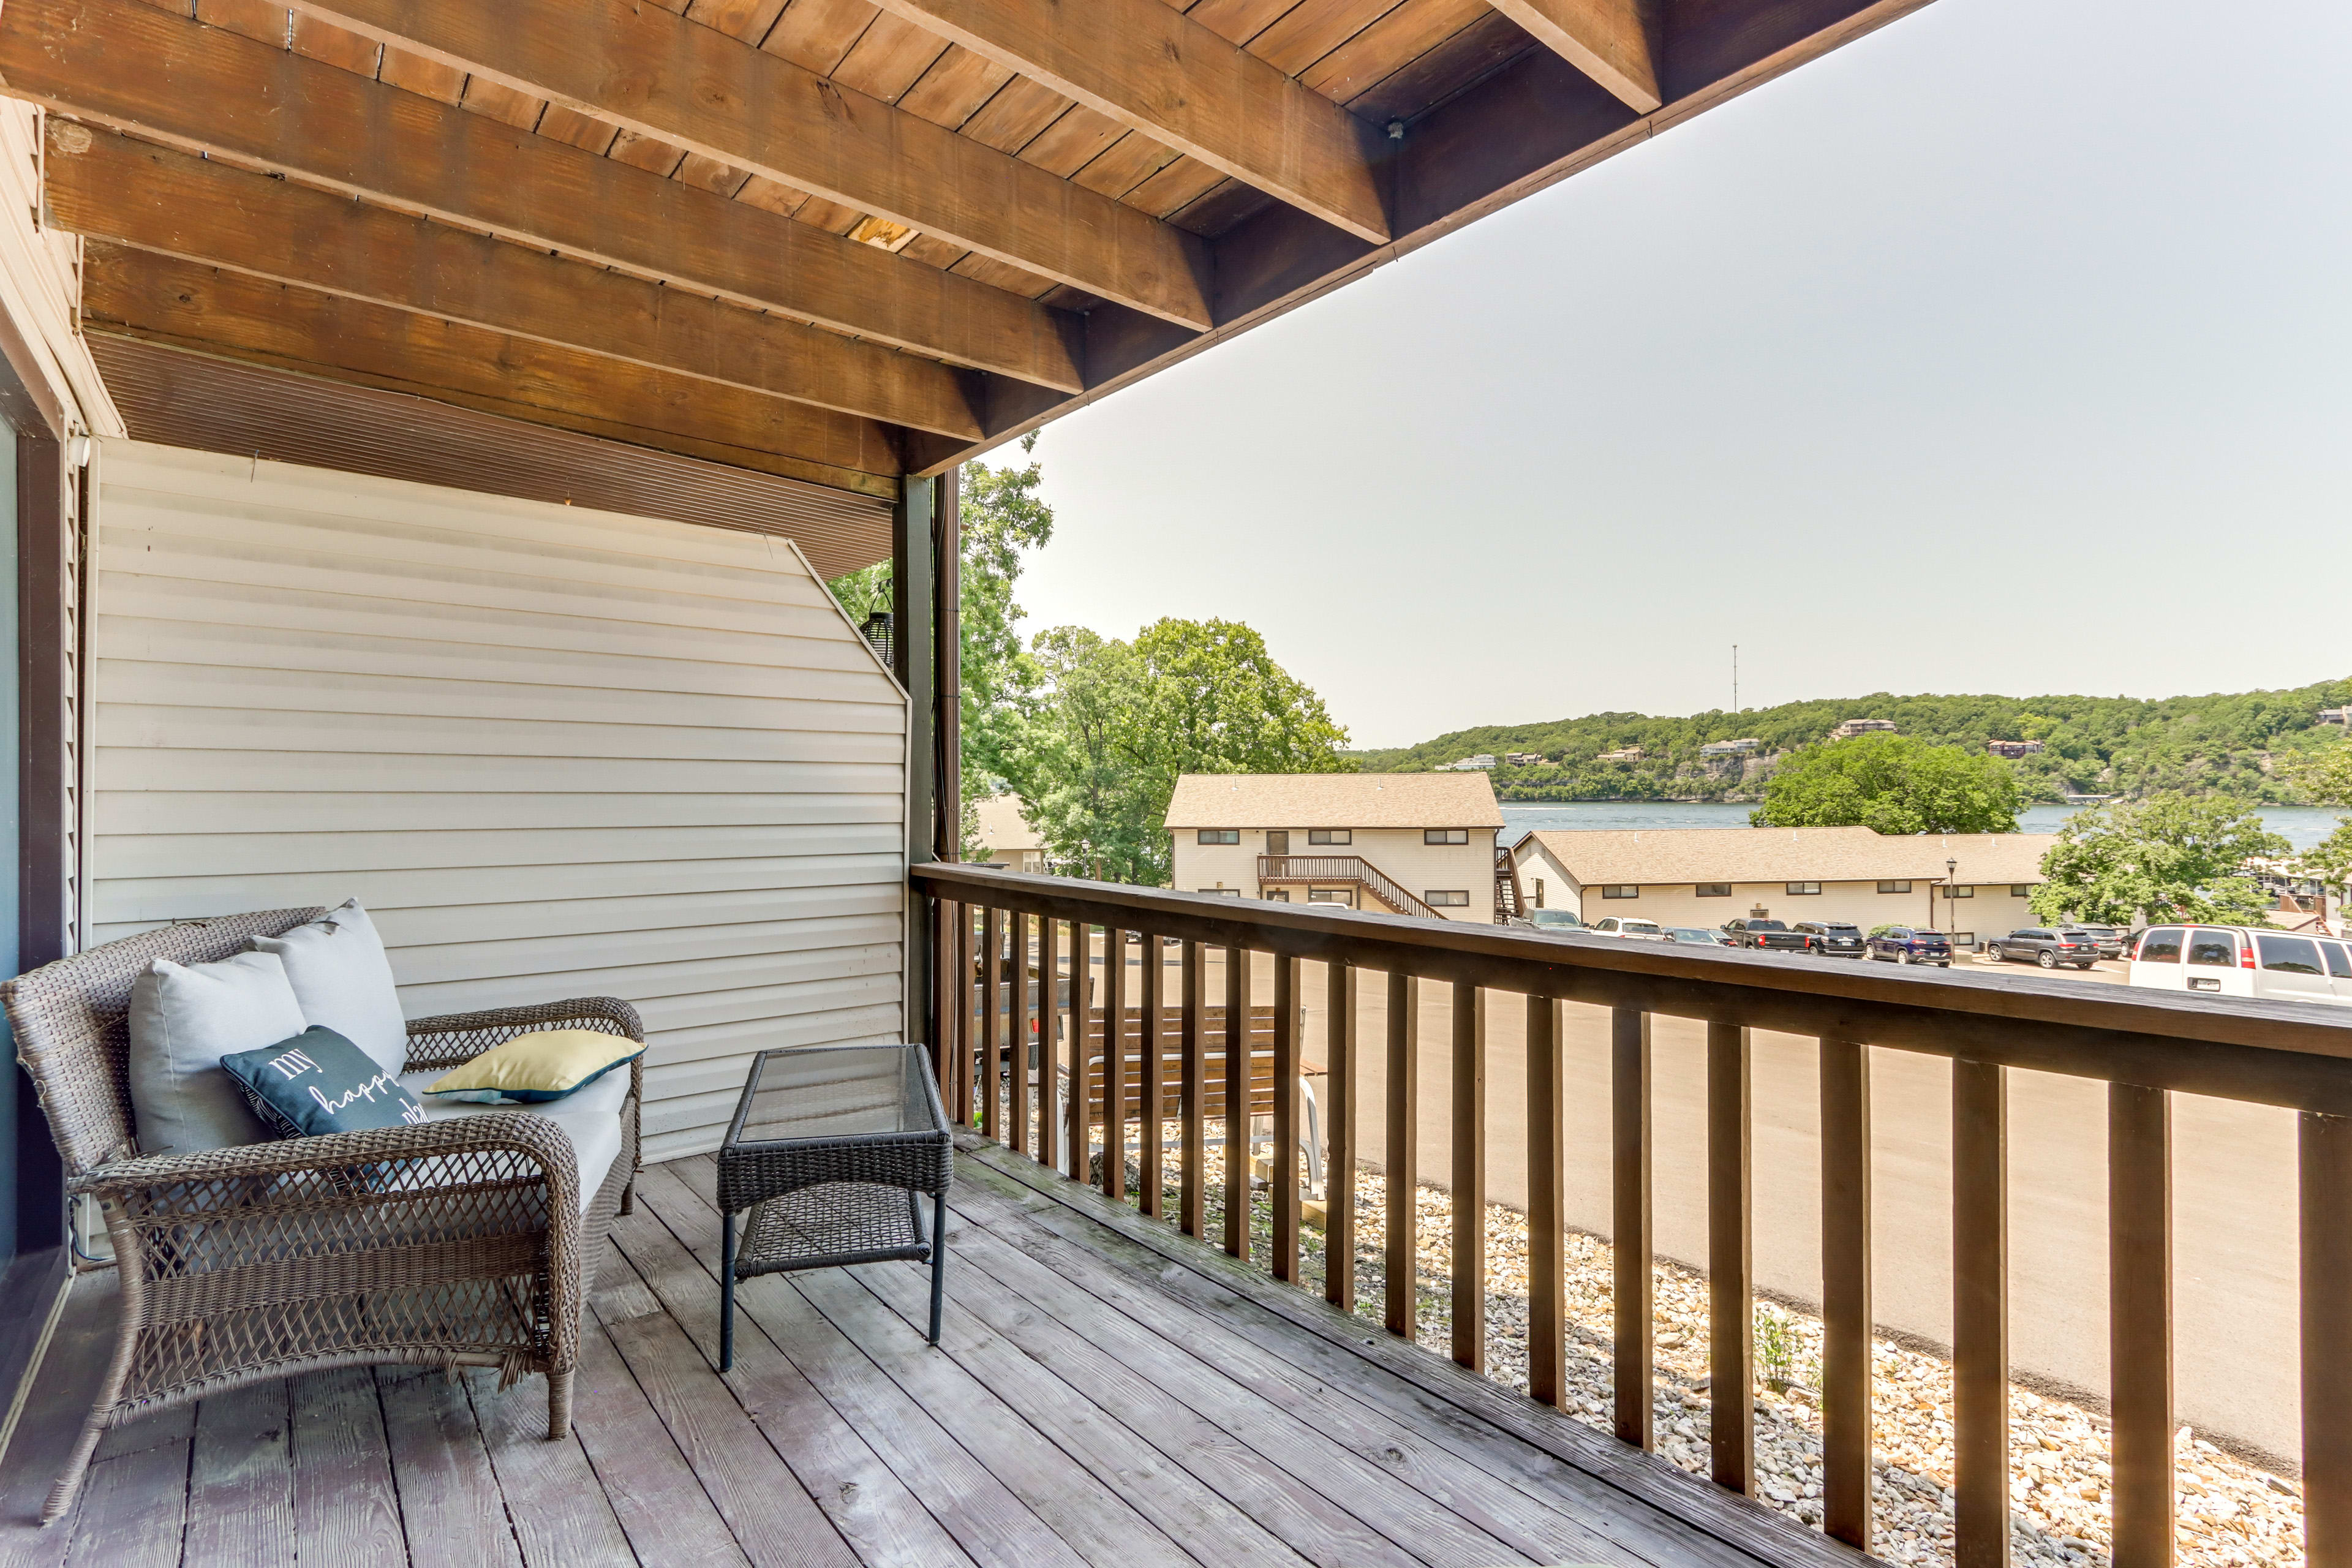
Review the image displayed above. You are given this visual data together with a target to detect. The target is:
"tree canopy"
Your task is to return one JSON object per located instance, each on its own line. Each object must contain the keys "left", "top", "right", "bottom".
{"left": 2027, "top": 794, "right": 2288, "bottom": 926}
{"left": 1354, "top": 679, "right": 2352, "bottom": 805}
{"left": 1748, "top": 734, "right": 2021, "bottom": 834}
{"left": 2286, "top": 742, "right": 2352, "bottom": 901}
{"left": 826, "top": 435, "right": 1054, "bottom": 813}
{"left": 1023, "top": 618, "right": 1350, "bottom": 884}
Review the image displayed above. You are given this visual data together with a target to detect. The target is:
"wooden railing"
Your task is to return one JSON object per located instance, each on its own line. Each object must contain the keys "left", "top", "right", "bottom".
{"left": 913, "top": 861, "right": 2352, "bottom": 1566}
{"left": 1257, "top": 852, "right": 1440, "bottom": 919}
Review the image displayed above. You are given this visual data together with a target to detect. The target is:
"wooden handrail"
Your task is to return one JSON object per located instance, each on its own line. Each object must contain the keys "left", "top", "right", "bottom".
{"left": 916, "top": 861, "right": 2352, "bottom": 1566}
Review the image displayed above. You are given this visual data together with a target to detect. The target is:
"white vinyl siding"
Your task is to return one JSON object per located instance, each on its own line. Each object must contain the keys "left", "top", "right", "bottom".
{"left": 88, "top": 440, "right": 907, "bottom": 1161}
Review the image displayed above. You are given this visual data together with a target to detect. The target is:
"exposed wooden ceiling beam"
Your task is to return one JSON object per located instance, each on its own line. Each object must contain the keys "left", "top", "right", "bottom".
{"left": 48, "top": 129, "right": 986, "bottom": 440}
{"left": 0, "top": 0, "right": 1082, "bottom": 393}
{"left": 281, "top": 0, "right": 1214, "bottom": 329}
{"left": 1484, "top": 0, "right": 1661, "bottom": 113}
{"left": 82, "top": 244, "right": 907, "bottom": 496}
{"left": 870, "top": 0, "right": 1390, "bottom": 243}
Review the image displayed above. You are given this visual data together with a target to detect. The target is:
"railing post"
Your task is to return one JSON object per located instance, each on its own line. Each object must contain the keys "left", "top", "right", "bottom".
{"left": 1327, "top": 962, "right": 1357, "bottom": 1313}
{"left": 1140, "top": 932, "right": 1164, "bottom": 1218}
{"left": 1612, "top": 1006, "right": 1653, "bottom": 1450}
{"left": 1385, "top": 971, "right": 1419, "bottom": 1340}
{"left": 1272, "top": 952, "right": 1301, "bottom": 1282}
{"left": 981, "top": 905, "right": 1004, "bottom": 1141}
{"left": 1038, "top": 918, "right": 1060, "bottom": 1175}
{"left": 1451, "top": 982, "right": 1485, "bottom": 1373}
{"left": 2111, "top": 1082, "right": 2173, "bottom": 1568}
{"left": 1224, "top": 945, "right": 1250, "bottom": 1259}
{"left": 932, "top": 899, "right": 955, "bottom": 1103}
{"left": 1529, "top": 995, "right": 1565, "bottom": 1408}
{"left": 1009, "top": 912, "right": 1030, "bottom": 1155}
{"left": 1706, "top": 1020, "right": 1752, "bottom": 1494}
{"left": 1180, "top": 940, "right": 1205, "bottom": 1237}
{"left": 1104, "top": 925, "right": 1126, "bottom": 1199}
{"left": 1953, "top": 1058, "right": 2008, "bottom": 1568}
{"left": 1069, "top": 926, "right": 1090, "bottom": 1181}
{"left": 954, "top": 903, "right": 976, "bottom": 1126}
{"left": 2303, "top": 1110, "right": 2352, "bottom": 1567}
{"left": 1819, "top": 1036, "right": 1872, "bottom": 1554}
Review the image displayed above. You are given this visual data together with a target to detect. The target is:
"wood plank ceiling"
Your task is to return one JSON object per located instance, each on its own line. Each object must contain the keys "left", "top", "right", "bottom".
{"left": 1, "top": 0, "right": 1934, "bottom": 530}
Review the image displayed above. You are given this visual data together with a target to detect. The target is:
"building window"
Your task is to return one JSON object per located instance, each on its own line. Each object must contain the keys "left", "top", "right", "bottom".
{"left": 1197, "top": 829, "right": 1239, "bottom": 845}
{"left": 1426, "top": 890, "right": 1471, "bottom": 907}
{"left": 1308, "top": 828, "right": 1352, "bottom": 845}
{"left": 1601, "top": 885, "right": 1639, "bottom": 900}
{"left": 1695, "top": 883, "right": 1732, "bottom": 898}
{"left": 1945, "top": 884, "right": 1975, "bottom": 899}
{"left": 1425, "top": 827, "right": 1469, "bottom": 845}
{"left": 1307, "top": 889, "right": 1355, "bottom": 907}
{"left": 1198, "top": 888, "right": 1242, "bottom": 897}
{"left": 1532, "top": 878, "right": 1545, "bottom": 908}
{"left": 1786, "top": 881, "right": 1822, "bottom": 896}
{"left": 2010, "top": 884, "right": 2031, "bottom": 898}
{"left": 1949, "top": 932, "right": 1975, "bottom": 947}
{"left": 1264, "top": 889, "right": 1290, "bottom": 902}
{"left": 1877, "top": 880, "right": 1912, "bottom": 894}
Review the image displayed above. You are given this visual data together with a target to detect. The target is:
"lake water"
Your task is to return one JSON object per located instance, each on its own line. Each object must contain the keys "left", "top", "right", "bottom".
{"left": 1499, "top": 800, "right": 2348, "bottom": 851}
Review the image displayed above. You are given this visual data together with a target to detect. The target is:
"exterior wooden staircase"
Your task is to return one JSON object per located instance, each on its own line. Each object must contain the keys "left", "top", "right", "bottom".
{"left": 1494, "top": 845, "right": 1529, "bottom": 925}
{"left": 1256, "top": 854, "right": 1441, "bottom": 919}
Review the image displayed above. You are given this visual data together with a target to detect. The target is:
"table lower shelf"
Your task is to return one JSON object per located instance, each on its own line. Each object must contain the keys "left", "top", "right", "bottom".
{"left": 731, "top": 1180, "right": 935, "bottom": 1278}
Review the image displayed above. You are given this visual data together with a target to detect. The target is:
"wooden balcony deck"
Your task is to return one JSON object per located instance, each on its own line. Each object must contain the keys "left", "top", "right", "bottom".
{"left": 0, "top": 1142, "right": 1860, "bottom": 1568}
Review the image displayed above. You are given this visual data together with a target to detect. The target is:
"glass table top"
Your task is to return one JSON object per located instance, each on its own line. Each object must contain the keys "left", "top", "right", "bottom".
{"left": 729, "top": 1043, "right": 937, "bottom": 1147}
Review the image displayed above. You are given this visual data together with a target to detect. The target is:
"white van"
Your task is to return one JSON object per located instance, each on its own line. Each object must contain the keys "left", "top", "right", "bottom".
{"left": 2127, "top": 925, "right": 2352, "bottom": 1007}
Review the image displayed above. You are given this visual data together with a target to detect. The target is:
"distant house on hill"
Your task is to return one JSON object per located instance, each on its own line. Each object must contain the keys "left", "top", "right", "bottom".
{"left": 1512, "top": 825, "right": 2056, "bottom": 947}
{"left": 1166, "top": 772, "right": 1503, "bottom": 921}
{"left": 1597, "top": 746, "right": 1645, "bottom": 763}
{"left": 1698, "top": 738, "right": 1764, "bottom": 758}
{"left": 1437, "top": 754, "right": 1498, "bottom": 772}
{"left": 2319, "top": 706, "right": 2352, "bottom": 726}
{"left": 1504, "top": 752, "right": 1545, "bottom": 767}
{"left": 1987, "top": 739, "right": 2045, "bottom": 759}
{"left": 1830, "top": 718, "right": 1898, "bottom": 741}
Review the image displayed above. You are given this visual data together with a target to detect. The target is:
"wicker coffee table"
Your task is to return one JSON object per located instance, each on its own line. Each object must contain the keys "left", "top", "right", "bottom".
{"left": 715, "top": 1042, "right": 953, "bottom": 1370}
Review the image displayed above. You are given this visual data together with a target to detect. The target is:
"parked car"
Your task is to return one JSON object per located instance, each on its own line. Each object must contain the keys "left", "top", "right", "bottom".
{"left": 1721, "top": 918, "right": 1813, "bottom": 952}
{"left": 1793, "top": 921, "right": 1867, "bottom": 959}
{"left": 2066, "top": 924, "right": 2129, "bottom": 960}
{"left": 2128, "top": 925, "right": 2352, "bottom": 1006}
{"left": 1985, "top": 928, "right": 2100, "bottom": 969}
{"left": 1664, "top": 926, "right": 1731, "bottom": 946}
{"left": 1865, "top": 926, "right": 1952, "bottom": 966}
{"left": 1589, "top": 916, "right": 1671, "bottom": 941}
{"left": 1527, "top": 909, "right": 1587, "bottom": 932}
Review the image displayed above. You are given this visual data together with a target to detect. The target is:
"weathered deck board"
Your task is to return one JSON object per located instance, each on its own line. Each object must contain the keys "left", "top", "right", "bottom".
{"left": 0, "top": 1150, "right": 1880, "bottom": 1568}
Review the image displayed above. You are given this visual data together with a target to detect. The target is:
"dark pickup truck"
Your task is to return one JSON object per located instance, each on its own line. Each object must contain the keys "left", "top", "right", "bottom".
{"left": 1722, "top": 919, "right": 1814, "bottom": 952}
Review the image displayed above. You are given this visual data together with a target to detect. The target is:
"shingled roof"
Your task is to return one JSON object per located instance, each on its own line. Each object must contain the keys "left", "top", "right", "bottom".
{"left": 1166, "top": 773, "right": 1504, "bottom": 831}
{"left": 1520, "top": 826, "right": 2055, "bottom": 887}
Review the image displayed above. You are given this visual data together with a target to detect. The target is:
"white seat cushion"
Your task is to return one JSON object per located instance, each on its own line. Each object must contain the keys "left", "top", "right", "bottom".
{"left": 129, "top": 951, "right": 311, "bottom": 1158}
{"left": 398, "top": 1068, "right": 627, "bottom": 1215}
{"left": 251, "top": 901, "right": 409, "bottom": 1077}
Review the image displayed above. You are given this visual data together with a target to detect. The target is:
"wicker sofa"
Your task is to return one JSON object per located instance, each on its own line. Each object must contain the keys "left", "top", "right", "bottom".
{"left": 1, "top": 908, "right": 642, "bottom": 1525}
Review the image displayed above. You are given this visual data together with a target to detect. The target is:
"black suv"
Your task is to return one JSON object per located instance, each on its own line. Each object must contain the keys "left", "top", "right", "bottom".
{"left": 1722, "top": 919, "right": 1814, "bottom": 952}
{"left": 1986, "top": 929, "right": 2101, "bottom": 970}
{"left": 1793, "top": 921, "right": 1866, "bottom": 959}
{"left": 1866, "top": 927, "right": 1952, "bottom": 967}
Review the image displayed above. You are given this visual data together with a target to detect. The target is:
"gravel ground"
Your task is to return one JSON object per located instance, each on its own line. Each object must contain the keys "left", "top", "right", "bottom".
{"left": 1071, "top": 1137, "right": 2307, "bottom": 1568}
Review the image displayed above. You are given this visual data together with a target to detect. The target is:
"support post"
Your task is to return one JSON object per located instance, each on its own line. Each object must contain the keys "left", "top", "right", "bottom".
{"left": 895, "top": 474, "right": 937, "bottom": 1061}
{"left": 934, "top": 467, "right": 961, "bottom": 863}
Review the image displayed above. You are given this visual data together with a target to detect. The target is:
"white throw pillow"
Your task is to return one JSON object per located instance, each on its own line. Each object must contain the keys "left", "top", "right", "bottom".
{"left": 249, "top": 900, "right": 409, "bottom": 1076}
{"left": 128, "top": 950, "right": 310, "bottom": 1157}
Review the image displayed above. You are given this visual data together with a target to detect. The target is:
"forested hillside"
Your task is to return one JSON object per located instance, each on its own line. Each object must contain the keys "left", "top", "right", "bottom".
{"left": 1352, "top": 680, "right": 2352, "bottom": 803}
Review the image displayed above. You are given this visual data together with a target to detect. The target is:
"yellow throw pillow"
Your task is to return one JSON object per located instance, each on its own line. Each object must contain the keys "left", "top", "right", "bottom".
{"left": 426, "top": 1028, "right": 643, "bottom": 1104}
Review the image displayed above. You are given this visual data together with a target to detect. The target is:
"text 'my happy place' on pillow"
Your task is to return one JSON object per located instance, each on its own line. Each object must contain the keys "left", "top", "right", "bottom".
{"left": 128, "top": 949, "right": 310, "bottom": 1157}
{"left": 426, "top": 1028, "right": 644, "bottom": 1104}
{"left": 221, "top": 1027, "right": 429, "bottom": 1140}
{"left": 249, "top": 900, "right": 408, "bottom": 1076}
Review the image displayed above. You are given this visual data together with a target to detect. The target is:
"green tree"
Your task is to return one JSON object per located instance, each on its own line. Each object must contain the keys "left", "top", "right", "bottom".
{"left": 2286, "top": 743, "right": 2352, "bottom": 905}
{"left": 1022, "top": 618, "right": 1351, "bottom": 884}
{"left": 1749, "top": 734, "right": 2021, "bottom": 834}
{"left": 824, "top": 435, "right": 1056, "bottom": 810}
{"left": 2028, "top": 794, "right": 2288, "bottom": 925}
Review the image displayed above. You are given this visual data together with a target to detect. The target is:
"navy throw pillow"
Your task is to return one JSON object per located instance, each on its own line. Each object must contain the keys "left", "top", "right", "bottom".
{"left": 221, "top": 1026, "right": 428, "bottom": 1140}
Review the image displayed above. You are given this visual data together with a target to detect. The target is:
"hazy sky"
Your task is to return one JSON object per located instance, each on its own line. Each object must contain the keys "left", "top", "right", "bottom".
{"left": 1006, "top": 0, "right": 2351, "bottom": 750}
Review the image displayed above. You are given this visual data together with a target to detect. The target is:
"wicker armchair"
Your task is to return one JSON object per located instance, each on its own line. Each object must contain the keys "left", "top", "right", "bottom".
{"left": 1, "top": 908, "right": 642, "bottom": 1526}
